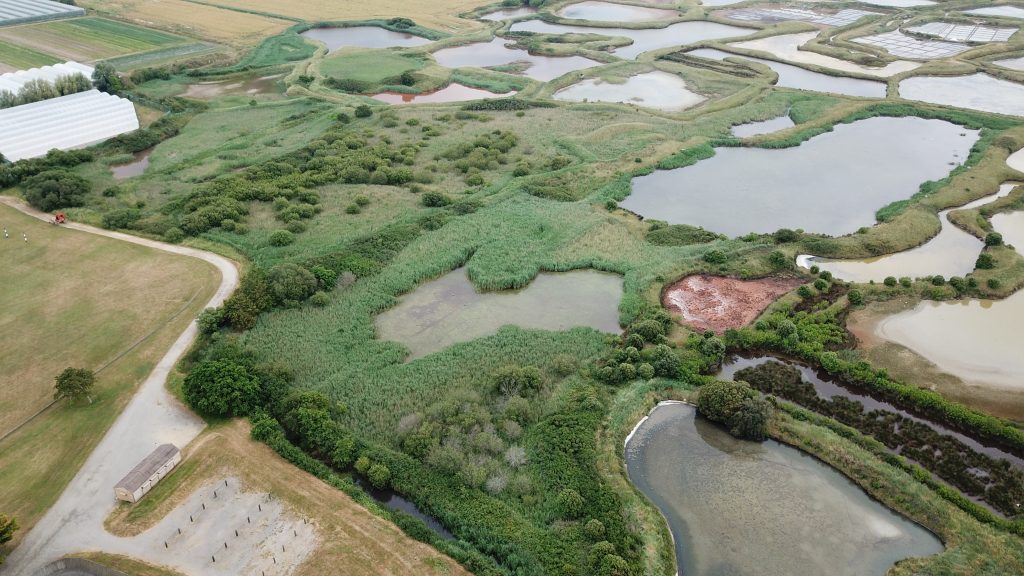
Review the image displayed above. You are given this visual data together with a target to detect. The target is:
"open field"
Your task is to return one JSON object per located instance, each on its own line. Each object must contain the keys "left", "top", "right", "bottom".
{"left": 186, "top": 0, "right": 494, "bottom": 34}
{"left": 0, "top": 17, "right": 187, "bottom": 63}
{"left": 0, "top": 39, "right": 59, "bottom": 72}
{"left": 0, "top": 202, "right": 220, "bottom": 551}
{"left": 76, "top": 0, "right": 291, "bottom": 46}
{"left": 104, "top": 420, "right": 470, "bottom": 576}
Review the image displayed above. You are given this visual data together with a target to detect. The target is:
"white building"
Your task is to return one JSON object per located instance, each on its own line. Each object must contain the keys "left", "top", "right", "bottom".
{"left": 113, "top": 444, "right": 181, "bottom": 503}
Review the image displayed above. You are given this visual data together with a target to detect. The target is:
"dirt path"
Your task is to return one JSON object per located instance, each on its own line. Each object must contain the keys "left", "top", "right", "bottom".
{"left": 0, "top": 197, "right": 239, "bottom": 576}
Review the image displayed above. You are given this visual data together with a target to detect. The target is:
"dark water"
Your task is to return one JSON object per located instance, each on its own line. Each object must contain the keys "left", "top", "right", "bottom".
{"left": 625, "top": 402, "right": 942, "bottom": 576}
{"left": 622, "top": 116, "right": 978, "bottom": 237}
{"left": 354, "top": 478, "right": 455, "bottom": 540}
{"left": 110, "top": 149, "right": 151, "bottom": 179}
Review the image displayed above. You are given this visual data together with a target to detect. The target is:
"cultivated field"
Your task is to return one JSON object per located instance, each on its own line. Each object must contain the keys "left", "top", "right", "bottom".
{"left": 188, "top": 0, "right": 494, "bottom": 33}
{"left": 0, "top": 17, "right": 187, "bottom": 63}
{"left": 0, "top": 39, "right": 58, "bottom": 72}
{"left": 76, "top": 0, "right": 291, "bottom": 46}
{"left": 0, "top": 202, "right": 219, "bottom": 549}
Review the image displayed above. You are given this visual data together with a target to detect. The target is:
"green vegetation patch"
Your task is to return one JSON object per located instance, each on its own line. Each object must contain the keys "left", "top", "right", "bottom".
{"left": 320, "top": 50, "right": 428, "bottom": 85}
{"left": 0, "top": 39, "right": 59, "bottom": 69}
{"left": 36, "top": 17, "right": 185, "bottom": 55}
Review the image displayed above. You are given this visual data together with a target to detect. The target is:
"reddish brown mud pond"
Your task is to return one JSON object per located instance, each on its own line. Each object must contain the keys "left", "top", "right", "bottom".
{"left": 662, "top": 275, "right": 801, "bottom": 333}
{"left": 625, "top": 402, "right": 942, "bottom": 576}
{"left": 375, "top": 268, "right": 622, "bottom": 359}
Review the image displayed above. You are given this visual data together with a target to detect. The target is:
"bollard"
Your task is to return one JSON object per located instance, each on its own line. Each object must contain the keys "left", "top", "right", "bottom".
{"left": 212, "top": 555, "right": 216, "bottom": 563}
{"left": 214, "top": 490, "right": 217, "bottom": 499}
{"left": 282, "top": 544, "right": 285, "bottom": 552}
{"left": 190, "top": 515, "right": 193, "bottom": 523}
{"left": 225, "top": 542, "right": 228, "bottom": 549}
{"left": 178, "top": 527, "right": 181, "bottom": 535}
{"left": 273, "top": 557, "right": 277, "bottom": 565}
{"left": 247, "top": 516, "right": 251, "bottom": 524}
{"left": 164, "top": 541, "right": 168, "bottom": 549}
{"left": 259, "top": 504, "right": 262, "bottom": 511}
{"left": 293, "top": 529, "right": 297, "bottom": 537}
{"left": 235, "top": 529, "right": 239, "bottom": 537}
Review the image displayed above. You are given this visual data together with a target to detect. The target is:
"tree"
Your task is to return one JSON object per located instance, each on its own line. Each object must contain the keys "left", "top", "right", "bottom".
{"left": 54, "top": 367, "right": 95, "bottom": 404}
{"left": 493, "top": 366, "right": 543, "bottom": 397}
{"left": 354, "top": 104, "right": 373, "bottom": 118}
{"left": 268, "top": 229, "right": 295, "bottom": 246}
{"left": 266, "top": 263, "right": 317, "bottom": 305}
{"left": 92, "top": 62, "right": 123, "bottom": 93}
{"left": 555, "top": 488, "right": 584, "bottom": 519}
{"left": 22, "top": 169, "right": 90, "bottom": 211}
{"left": 697, "top": 380, "right": 756, "bottom": 425}
{"left": 367, "top": 463, "right": 391, "bottom": 489}
{"left": 0, "top": 513, "right": 17, "bottom": 555}
{"left": 985, "top": 232, "right": 1003, "bottom": 247}
{"left": 182, "top": 360, "right": 260, "bottom": 416}
{"left": 728, "top": 396, "right": 771, "bottom": 440}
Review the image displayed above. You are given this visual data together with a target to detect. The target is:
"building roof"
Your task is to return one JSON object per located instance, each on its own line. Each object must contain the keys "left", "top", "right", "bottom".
{"left": 0, "top": 89, "right": 139, "bottom": 161}
{"left": 114, "top": 444, "right": 179, "bottom": 493}
{"left": 0, "top": 61, "right": 93, "bottom": 93}
{"left": 0, "top": 0, "right": 84, "bottom": 27}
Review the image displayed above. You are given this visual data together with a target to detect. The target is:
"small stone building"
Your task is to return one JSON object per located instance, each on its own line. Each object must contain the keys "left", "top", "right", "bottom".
{"left": 113, "top": 444, "right": 181, "bottom": 503}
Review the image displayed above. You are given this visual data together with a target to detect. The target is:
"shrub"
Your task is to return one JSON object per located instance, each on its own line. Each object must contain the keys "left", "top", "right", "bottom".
{"left": 848, "top": 289, "right": 864, "bottom": 306}
{"left": 266, "top": 263, "right": 317, "bottom": 305}
{"left": 813, "top": 278, "right": 828, "bottom": 291}
{"left": 697, "top": 380, "right": 756, "bottom": 425}
{"left": 422, "top": 191, "right": 451, "bottom": 207}
{"left": 197, "top": 307, "right": 225, "bottom": 334}
{"left": 355, "top": 455, "right": 371, "bottom": 475}
{"left": 269, "top": 229, "right": 295, "bottom": 246}
{"left": 899, "top": 277, "right": 913, "bottom": 288}
{"left": 884, "top": 276, "right": 897, "bottom": 287}
{"left": 309, "top": 291, "right": 330, "bottom": 307}
{"left": 768, "top": 250, "right": 789, "bottom": 269}
{"left": 702, "top": 249, "right": 727, "bottom": 264}
{"left": 183, "top": 360, "right": 260, "bottom": 417}
{"left": 985, "top": 232, "right": 1003, "bottom": 247}
{"left": 645, "top": 224, "right": 720, "bottom": 246}
{"left": 931, "top": 275, "right": 946, "bottom": 286}
{"left": 631, "top": 319, "right": 665, "bottom": 342}
{"left": 797, "top": 285, "right": 813, "bottom": 299}
{"left": 101, "top": 208, "right": 140, "bottom": 230}
{"left": 355, "top": 195, "right": 370, "bottom": 207}
{"left": 354, "top": 105, "right": 373, "bottom": 118}
{"left": 367, "top": 463, "right": 391, "bottom": 489}
{"left": 987, "top": 278, "right": 1001, "bottom": 290}
{"left": 637, "top": 363, "right": 655, "bottom": 380}
{"left": 773, "top": 228, "right": 800, "bottom": 243}
{"left": 345, "top": 204, "right": 361, "bottom": 214}
{"left": 818, "top": 270, "right": 832, "bottom": 281}
{"left": 555, "top": 488, "right": 584, "bottom": 519}
{"left": 975, "top": 253, "right": 995, "bottom": 269}
{"left": 585, "top": 519, "right": 606, "bottom": 541}
{"left": 163, "top": 227, "right": 185, "bottom": 243}
{"left": 493, "top": 366, "right": 543, "bottom": 397}
{"left": 22, "top": 169, "right": 90, "bottom": 211}
{"left": 310, "top": 265, "right": 337, "bottom": 289}
{"left": 728, "top": 396, "right": 771, "bottom": 441}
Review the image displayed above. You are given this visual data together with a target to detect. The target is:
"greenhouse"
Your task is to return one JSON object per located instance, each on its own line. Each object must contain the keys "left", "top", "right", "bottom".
{"left": 0, "top": 0, "right": 84, "bottom": 27}
{"left": 0, "top": 61, "right": 94, "bottom": 93}
{"left": 0, "top": 89, "right": 139, "bottom": 161}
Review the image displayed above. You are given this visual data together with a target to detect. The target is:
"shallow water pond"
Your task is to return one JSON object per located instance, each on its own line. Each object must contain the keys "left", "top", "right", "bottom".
{"left": 370, "top": 83, "right": 514, "bottom": 104}
{"left": 875, "top": 208, "right": 1024, "bottom": 393}
{"left": 509, "top": 20, "right": 752, "bottom": 59}
{"left": 625, "top": 402, "right": 943, "bottom": 576}
{"left": 899, "top": 74, "right": 1024, "bottom": 117}
{"left": 622, "top": 116, "right": 978, "bottom": 236}
{"left": 730, "top": 32, "right": 918, "bottom": 78}
{"left": 687, "top": 47, "right": 886, "bottom": 98}
{"left": 183, "top": 74, "right": 283, "bottom": 99}
{"left": 375, "top": 268, "right": 622, "bottom": 359}
{"left": 553, "top": 71, "right": 704, "bottom": 110}
{"left": 860, "top": 0, "right": 935, "bottom": 6}
{"left": 730, "top": 114, "right": 794, "bottom": 137}
{"left": 432, "top": 38, "right": 601, "bottom": 81}
{"left": 798, "top": 182, "right": 1018, "bottom": 282}
{"left": 964, "top": 6, "right": 1024, "bottom": 18}
{"left": 300, "top": 26, "right": 432, "bottom": 52}
{"left": 556, "top": 1, "right": 678, "bottom": 22}
{"left": 110, "top": 149, "right": 152, "bottom": 180}
{"left": 995, "top": 56, "right": 1024, "bottom": 71}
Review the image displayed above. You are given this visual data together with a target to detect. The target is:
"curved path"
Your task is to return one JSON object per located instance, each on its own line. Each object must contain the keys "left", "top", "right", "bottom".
{"left": 0, "top": 197, "right": 239, "bottom": 576}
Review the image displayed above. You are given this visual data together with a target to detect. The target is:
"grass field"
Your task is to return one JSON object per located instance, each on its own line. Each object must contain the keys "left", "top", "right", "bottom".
{"left": 104, "top": 419, "right": 470, "bottom": 576}
{"left": 0, "top": 39, "right": 59, "bottom": 72}
{"left": 0, "top": 17, "right": 187, "bottom": 63}
{"left": 0, "top": 203, "right": 220, "bottom": 551}
{"left": 319, "top": 51, "right": 429, "bottom": 83}
{"left": 77, "top": 0, "right": 292, "bottom": 46}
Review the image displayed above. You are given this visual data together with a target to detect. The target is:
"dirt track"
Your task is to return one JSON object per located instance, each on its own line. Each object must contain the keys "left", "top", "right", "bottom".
{"left": 662, "top": 274, "right": 801, "bottom": 334}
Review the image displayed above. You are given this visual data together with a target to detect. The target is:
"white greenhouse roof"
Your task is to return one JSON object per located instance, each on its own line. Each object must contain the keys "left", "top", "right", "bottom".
{"left": 0, "top": 0, "right": 84, "bottom": 27}
{"left": 0, "top": 61, "right": 93, "bottom": 93}
{"left": 0, "top": 89, "right": 139, "bottom": 161}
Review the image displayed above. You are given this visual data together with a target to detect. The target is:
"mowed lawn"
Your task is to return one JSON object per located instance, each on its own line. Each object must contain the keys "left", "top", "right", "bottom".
{"left": 0, "top": 203, "right": 219, "bottom": 548}
{"left": 0, "top": 17, "right": 187, "bottom": 62}
{"left": 0, "top": 39, "right": 59, "bottom": 72}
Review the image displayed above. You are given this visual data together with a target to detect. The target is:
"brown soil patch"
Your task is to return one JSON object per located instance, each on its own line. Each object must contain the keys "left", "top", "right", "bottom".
{"left": 662, "top": 275, "right": 802, "bottom": 333}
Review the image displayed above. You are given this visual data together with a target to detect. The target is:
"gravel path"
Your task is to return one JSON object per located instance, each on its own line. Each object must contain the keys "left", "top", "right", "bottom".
{"left": 0, "top": 197, "right": 239, "bottom": 576}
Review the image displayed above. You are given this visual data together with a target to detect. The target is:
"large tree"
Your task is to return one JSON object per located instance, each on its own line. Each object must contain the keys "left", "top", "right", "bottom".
{"left": 22, "top": 169, "right": 90, "bottom": 212}
{"left": 91, "top": 62, "right": 123, "bottom": 94}
{"left": 182, "top": 360, "right": 260, "bottom": 417}
{"left": 54, "top": 367, "right": 95, "bottom": 404}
